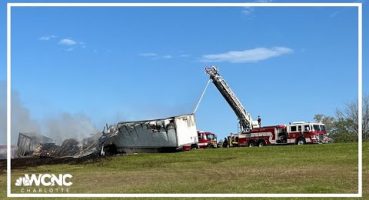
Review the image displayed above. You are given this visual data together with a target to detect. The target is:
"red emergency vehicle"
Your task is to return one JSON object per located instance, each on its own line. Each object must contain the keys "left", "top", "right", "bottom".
{"left": 197, "top": 131, "right": 217, "bottom": 148}
{"left": 230, "top": 122, "right": 326, "bottom": 147}
{"left": 205, "top": 66, "right": 328, "bottom": 147}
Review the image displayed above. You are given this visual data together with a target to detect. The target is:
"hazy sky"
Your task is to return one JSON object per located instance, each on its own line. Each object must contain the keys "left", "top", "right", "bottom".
{"left": 1, "top": 0, "right": 368, "bottom": 142}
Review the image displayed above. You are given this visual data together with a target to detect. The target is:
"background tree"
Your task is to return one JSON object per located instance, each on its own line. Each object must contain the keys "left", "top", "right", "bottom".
{"left": 313, "top": 114, "right": 335, "bottom": 133}
{"left": 314, "top": 95, "right": 369, "bottom": 142}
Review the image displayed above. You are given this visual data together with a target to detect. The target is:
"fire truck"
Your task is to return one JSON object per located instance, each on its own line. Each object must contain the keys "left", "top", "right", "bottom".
{"left": 205, "top": 66, "right": 327, "bottom": 147}
{"left": 197, "top": 131, "right": 218, "bottom": 148}
{"left": 235, "top": 122, "right": 327, "bottom": 147}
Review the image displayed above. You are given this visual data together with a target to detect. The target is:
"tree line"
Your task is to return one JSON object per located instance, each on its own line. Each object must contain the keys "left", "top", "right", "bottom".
{"left": 314, "top": 95, "right": 369, "bottom": 142}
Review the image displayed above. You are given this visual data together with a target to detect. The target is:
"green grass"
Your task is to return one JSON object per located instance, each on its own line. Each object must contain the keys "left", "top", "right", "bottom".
{"left": 1, "top": 142, "right": 367, "bottom": 200}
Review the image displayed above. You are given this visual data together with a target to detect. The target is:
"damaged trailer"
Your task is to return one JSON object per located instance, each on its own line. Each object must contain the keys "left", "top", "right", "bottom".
{"left": 16, "top": 132, "right": 101, "bottom": 158}
{"left": 101, "top": 114, "right": 198, "bottom": 154}
{"left": 17, "top": 132, "right": 54, "bottom": 157}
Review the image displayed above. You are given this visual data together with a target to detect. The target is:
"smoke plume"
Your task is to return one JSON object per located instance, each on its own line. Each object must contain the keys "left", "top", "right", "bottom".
{"left": 0, "top": 81, "right": 98, "bottom": 145}
{"left": 0, "top": 81, "right": 41, "bottom": 144}
{"left": 11, "top": 91, "right": 42, "bottom": 140}
{"left": 43, "top": 113, "right": 98, "bottom": 144}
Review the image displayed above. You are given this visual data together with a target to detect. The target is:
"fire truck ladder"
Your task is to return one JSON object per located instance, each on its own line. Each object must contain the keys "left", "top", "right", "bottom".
{"left": 205, "top": 66, "right": 255, "bottom": 132}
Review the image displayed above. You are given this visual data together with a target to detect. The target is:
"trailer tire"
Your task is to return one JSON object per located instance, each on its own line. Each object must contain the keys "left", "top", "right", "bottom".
{"left": 297, "top": 138, "right": 306, "bottom": 145}
{"left": 248, "top": 141, "right": 255, "bottom": 147}
{"left": 258, "top": 140, "right": 265, "bottom": 147}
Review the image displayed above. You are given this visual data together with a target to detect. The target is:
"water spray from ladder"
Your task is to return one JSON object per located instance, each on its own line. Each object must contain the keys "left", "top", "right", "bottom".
{"left": 192, "top": 79, "right": 211, "bottom": 114}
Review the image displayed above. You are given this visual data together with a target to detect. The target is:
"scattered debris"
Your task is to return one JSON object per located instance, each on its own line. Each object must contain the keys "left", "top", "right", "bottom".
{"left": 17, "top": 132, "right": 53, "bottom": 157}
{"left": 16, "top": 132, "right": 102, "bottom": 159}
{"left": 57, "top": 139, "right": 80, "bottom": 157}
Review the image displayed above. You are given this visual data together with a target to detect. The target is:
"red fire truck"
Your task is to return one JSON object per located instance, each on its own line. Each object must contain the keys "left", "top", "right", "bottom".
{"left": 230, "top": 122, "right": 326, "bottom": 147}
{"left": 197, "top": 131, "right": 218, "bottom": 148}
{"left": 205, "top": 66, "right": 327, "bottom": 147}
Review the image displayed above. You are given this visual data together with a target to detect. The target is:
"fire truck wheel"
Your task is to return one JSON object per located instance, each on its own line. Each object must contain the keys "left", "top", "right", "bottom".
{"left": 258, "top": 140, "right": 265, "bottom": 147}
{"left": 297, "top": 138, "right": 306, "bottom": 145}
{"left": 248, "top": 141, "right": 255, "bottom": 147}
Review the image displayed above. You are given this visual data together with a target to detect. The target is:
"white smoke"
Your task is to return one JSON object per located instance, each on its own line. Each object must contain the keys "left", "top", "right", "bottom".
{"left": 43, "top": 113, "right": 98, "bottom": 144}
{"left": 11, "top": 91, "right": 42, "bottom": 140}
{"left": 0, "top": 81, "right": 98, "bottom": 145}
{"left": 0, "top": 81, "right": 41, "bottom": 144}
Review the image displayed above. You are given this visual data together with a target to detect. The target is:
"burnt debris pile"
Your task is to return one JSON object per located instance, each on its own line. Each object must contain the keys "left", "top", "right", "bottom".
{"left": 16, "top": 132, "right": 104, "bottom": 159}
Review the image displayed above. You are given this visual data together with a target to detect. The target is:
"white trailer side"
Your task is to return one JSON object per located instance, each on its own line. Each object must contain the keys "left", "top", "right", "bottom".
{"left": 104, "top": 114, "right": 198, "bottom": 153}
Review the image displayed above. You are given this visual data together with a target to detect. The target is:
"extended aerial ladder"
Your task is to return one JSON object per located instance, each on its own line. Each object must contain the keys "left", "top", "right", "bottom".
{"left": 205, "top": 66, "right": 258, "bottom": 132}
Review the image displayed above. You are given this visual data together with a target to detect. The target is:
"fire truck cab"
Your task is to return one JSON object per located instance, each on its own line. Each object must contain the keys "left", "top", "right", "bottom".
{"left": 286, "top": 122, "right": 326, "bottom": 144}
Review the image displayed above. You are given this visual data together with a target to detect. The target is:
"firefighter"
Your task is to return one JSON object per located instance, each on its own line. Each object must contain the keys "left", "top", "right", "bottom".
{"left": 257, "top": 116, "right": 262, "bottom": 127}
{"left": 223, "top": 137, "right": 228, "bottom": 148}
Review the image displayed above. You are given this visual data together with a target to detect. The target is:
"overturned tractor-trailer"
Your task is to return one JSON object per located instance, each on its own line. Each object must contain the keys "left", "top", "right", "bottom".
{"left": 100, "top": 114, "right": 198, "bottom": 154}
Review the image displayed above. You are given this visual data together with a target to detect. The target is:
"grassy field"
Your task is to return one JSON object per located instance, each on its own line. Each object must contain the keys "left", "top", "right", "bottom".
{"left": 1, "top": 142, "right": 367, "bottom": 199}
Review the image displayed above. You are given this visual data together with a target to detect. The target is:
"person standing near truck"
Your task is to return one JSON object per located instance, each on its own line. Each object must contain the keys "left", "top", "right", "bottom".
{"left": 257, "top": 116, "right": 262, "bottom": 127}
{"left": 223, "top": 137, "right": 228, "bottom": 148}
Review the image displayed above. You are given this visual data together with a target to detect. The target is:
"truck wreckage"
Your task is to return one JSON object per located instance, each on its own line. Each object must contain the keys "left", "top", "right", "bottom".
{"left": 16, "top": 114, "right": 199, "bottom": 159}
{"left": 100, "top": 114, "right": 198, "bottom": 154}
{"left": 17, "top": 132, "right": 102, "bottom": 158}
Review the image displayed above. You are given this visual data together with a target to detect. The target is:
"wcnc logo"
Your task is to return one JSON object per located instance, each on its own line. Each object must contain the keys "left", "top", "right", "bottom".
{"left": 15, "top": 174, "right": 73, "bottom": 187}
{"left": 15, "top": 174, "right": 73, "bottom": 193}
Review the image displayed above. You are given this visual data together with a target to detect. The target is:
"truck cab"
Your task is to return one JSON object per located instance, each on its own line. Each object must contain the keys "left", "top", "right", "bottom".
{"left": 286, "top": 122, "right": 327, "bottom": 144}
{"left": 197, "top": 131, "right": 218, "bottom": 148}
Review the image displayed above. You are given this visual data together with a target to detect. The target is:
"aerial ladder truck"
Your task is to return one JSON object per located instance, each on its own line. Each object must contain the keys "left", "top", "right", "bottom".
{"left": 205, "top": 66, "right": 327, "bottom": 147}
{"left": 205, "top": 66, "right": 259, "bottom": 146}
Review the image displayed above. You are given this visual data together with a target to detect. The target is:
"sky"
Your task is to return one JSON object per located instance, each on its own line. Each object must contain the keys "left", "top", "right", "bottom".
{"left": 0, "top": 0, "right": 368, "bottom": 143}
